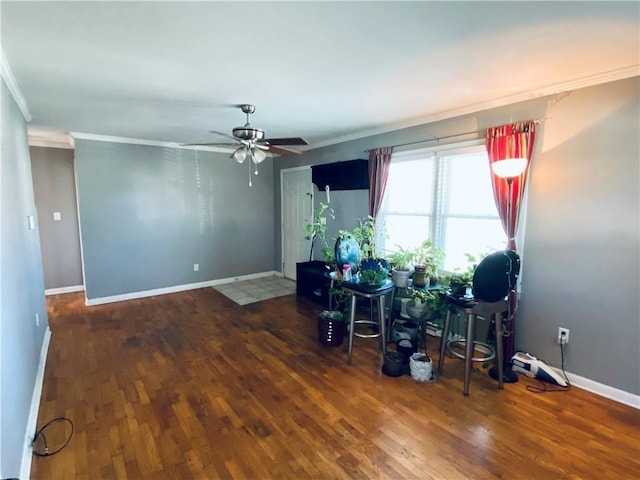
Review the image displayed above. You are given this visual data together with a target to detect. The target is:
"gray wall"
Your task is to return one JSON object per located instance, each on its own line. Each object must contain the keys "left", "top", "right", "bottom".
{"left": 517, "top": 78, "right": 639, "bottom": 395}
{"left": 74, "top": 139, "right": 275, "bottom": 300}
{"left": 0, "top": 78, "right": 49, "bottom": 477}
{"left": 30, "top": 146, "right": 83, "bottom": 290}
{"left": 274, "top": 77, "right": 639, "bottom": 396}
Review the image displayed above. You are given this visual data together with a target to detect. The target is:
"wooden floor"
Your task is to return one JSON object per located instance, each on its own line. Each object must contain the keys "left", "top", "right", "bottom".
{"left": 32, "top": 288, "right": 639, "bottom": 479}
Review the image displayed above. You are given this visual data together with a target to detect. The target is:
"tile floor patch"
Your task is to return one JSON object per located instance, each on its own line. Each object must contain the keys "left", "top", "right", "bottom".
{"left": 214, "top": 276, "right": 296, "bottom": 305}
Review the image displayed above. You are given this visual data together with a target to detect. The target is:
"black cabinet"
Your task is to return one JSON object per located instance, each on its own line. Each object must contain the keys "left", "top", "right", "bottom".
{"left": 296, "top": 261, "right": 332, "bottom": 308}
{"left": 311, "top": 159, "right": 369, "bottom": 191}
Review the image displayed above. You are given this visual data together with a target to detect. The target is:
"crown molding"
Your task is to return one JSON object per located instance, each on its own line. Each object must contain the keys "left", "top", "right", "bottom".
{"left": 0, "top": 48, "right": 32, "bottom": 122}
{"left": 70, "top": 131, "right": 232, "bottom": 153}
{"left": 28, "top": 127, "right": 74, "bottom": 149}
{"left": 311, "top": 65, "right": 640, "bottom": 150}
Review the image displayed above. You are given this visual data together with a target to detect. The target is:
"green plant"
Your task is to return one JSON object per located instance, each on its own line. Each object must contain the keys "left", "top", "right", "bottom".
{"left": 408, "top": 287, "right": 436, "bottom": 305}
{"left": 350, "top": 215, "right": 377, "bottom": 259}
{"left": 387, "top": 246, "right": 415, "bottom": 271}
{"left": 413, "top": 240, "right": 445, "bottom": 277}
{"left": 306, "top": 202, "right": 336, "bottom": 267}
{"left": 328, "top": 278, "right": 350, "bottom": 315}
{"left": 441, "top": 252, "right": 487, "bottom": 294}
{"left": 358, "top": 257, "right": 388, "bottom": 285}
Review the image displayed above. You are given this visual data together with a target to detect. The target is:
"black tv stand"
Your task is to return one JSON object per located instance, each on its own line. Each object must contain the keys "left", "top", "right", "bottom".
{"left": 296, "top": 261, "right": 332, "bottom": 308}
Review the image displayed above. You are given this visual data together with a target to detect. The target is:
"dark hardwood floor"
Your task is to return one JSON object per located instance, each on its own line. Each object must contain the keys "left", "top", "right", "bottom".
{"left": 32, "top": 288, "right": 639, "bottom": 479}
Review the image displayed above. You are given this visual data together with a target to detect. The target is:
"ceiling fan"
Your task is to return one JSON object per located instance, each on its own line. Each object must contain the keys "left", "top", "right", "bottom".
{"left": 185, "top": 104, "right": 308, "bottom": 185}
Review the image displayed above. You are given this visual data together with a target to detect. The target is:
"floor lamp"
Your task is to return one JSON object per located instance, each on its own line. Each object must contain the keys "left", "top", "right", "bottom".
{"left": 488, "top": 157, "right": 528, "bottom": 383}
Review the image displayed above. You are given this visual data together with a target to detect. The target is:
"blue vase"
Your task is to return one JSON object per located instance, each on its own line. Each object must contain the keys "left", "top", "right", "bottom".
{"left": 334, "top": 237, "right": 362, "bottom": 273}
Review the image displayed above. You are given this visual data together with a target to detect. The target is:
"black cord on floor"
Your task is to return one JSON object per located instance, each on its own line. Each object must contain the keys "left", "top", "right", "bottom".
{"left": 526, "top": 342, "right": 572, "bottom": 393}
{"left": 32, "top": 417, "right": 74, "bottom": 457}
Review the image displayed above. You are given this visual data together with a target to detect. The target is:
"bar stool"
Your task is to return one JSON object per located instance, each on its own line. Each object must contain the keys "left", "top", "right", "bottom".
{"left": 437, "top": 250, "right": 520, "bottom": 395}
{"left": 342, "top": 279, "right": 394, "bottom": 364}
{"left": 438, "top": 298, "right": 507, "bottom": 395}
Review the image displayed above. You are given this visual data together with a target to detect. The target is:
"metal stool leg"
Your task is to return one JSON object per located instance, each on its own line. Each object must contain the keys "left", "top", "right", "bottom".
{"left": 438, "top": 308, "right": 452, "bottom": 374}
{"left": 347, "top": 293, "right": 357, "bottom": 365}
{"left": 495, "top": 312, "right": 504, "bottom": 390}
{"left": 463, "top": 313, "right": 476, "bottom": 396}
{"left": 378, "top": 295, "right": 387, "bottom": 355}
{"left": 386, "top": 287, "right": 396, "bottom": 343}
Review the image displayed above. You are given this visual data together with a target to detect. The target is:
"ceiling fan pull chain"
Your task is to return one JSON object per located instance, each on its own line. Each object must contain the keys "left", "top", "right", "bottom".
{"left": 248, "top": 159, "right": 252, "bottom": 187}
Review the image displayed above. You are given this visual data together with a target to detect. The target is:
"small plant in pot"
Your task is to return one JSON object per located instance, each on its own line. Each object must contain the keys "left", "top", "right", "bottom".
{"left": 387, "top": 247, "right": 414, "bottom": 288}
{"left": 443, "top": 252, "right": 484, "bottom": 297}
{"left": 412, "top": 240, "right": 445, "bottom": 288}
{"left": 358, "top": 257, "right": 389, "bottom": 286}
{"left": 405, "top": 287, "right": 437, "bottom": 320}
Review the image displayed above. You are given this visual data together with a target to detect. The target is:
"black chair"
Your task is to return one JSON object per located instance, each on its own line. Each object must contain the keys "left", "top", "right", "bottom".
{"left": 437, "top": 250, "right": 520, "bottom": 395}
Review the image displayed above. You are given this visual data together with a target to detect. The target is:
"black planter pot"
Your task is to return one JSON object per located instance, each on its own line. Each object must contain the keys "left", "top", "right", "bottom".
{"left": 317, "top": 310, "right": 345, "bottom": 346}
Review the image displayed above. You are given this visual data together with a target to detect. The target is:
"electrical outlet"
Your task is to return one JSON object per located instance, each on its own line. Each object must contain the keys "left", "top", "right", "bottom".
{"left": 320, "top": 216, "right": 327, "bottom": 225}
{"left": 193, "top": 264, "right": 199, "bottom": 272}
{"left": 557, "top": 327, "right": 570, "bottom": 344}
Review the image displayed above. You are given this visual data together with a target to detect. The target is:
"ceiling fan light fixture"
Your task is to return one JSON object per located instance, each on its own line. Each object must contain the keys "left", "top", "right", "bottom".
{"left": 251, "top": 148, "right": 267, "bottom": 164}
{"left": 233, "top": 147, "right": 247, "bottom": 163}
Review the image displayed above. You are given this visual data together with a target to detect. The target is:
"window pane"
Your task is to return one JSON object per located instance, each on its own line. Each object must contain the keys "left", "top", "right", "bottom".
{"left": 446, "top": 152, "right": 497, "bottom": 216}
{"left": 384, "top": 214, "right": 430, "bottom": 253}
{"left": 387, "top": 159, "right": 434, "bottom": 214}
{"left": 443, "top": 217, "right": 506, "bottom": 271}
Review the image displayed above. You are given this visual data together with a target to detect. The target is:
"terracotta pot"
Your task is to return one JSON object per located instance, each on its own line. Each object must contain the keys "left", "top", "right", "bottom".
{"left": 413, "top": 265, "right": 429, "bottom": 288}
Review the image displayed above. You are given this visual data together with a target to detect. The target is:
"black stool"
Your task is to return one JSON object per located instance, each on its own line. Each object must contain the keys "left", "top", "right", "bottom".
{"left": 343, "top": 279, "right": 394, "bottom": 364}
{"left": 437, "top": 250, "right": 520, "bottom": 395}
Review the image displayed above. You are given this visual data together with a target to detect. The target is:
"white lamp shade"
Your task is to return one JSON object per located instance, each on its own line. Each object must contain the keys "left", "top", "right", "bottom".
{"left": 491, "top": 157, "right": 528, "bottom": 179}
{"left": 233, "top": 148, "right": 247, "bottom": 163}
{"left": 251, "top": 148, "right": 267, "bottom": 164}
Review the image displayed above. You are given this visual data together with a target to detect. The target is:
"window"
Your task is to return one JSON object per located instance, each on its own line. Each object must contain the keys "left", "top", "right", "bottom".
{"left": 376, "top": 142, "right": 506, "bottom": 272}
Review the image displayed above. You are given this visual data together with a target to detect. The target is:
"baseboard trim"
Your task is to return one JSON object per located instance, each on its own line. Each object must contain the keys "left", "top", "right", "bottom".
{"left": 20, "top": 326, "right": 51, "bottom": 480}
{"left": 45, "top": 285, "right": 85, "bottom": 296}
{"left": 85, "top": 271, "right": 280, "bottom": 306}
{"left": 553, "top": 367, "right": 640, "bottom": 409}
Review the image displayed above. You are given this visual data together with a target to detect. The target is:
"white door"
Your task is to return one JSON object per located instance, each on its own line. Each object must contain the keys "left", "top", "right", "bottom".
{"left": 281, "top": 167, "right": 313, "bottom": 280}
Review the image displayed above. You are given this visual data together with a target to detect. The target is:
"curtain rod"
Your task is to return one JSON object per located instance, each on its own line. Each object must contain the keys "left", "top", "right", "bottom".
{"left": 364, "top": 118, "right": 546, "bottom": 152}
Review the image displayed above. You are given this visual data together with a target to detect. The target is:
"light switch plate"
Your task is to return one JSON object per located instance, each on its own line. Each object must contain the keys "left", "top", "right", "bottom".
{"left": 53, "top": 212, "right": 62, "bottom": 221}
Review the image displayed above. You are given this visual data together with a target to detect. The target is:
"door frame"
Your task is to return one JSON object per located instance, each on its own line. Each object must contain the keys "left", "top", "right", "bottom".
{"left": 280, "top": 165, "right": 312, "bottom": 278}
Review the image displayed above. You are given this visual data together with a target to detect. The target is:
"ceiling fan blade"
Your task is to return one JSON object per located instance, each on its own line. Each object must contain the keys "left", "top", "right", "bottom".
{"left": 264, "top": 137, "right": 309, "bottom": 146}
{"left": 208, "top": 130, "right": 242, "bottom": 142}
{"left": 181, "top": 142, "right": 239, "bottom": 147}
{"left": 269, "top": 145, "right": 301, "bottom": 156}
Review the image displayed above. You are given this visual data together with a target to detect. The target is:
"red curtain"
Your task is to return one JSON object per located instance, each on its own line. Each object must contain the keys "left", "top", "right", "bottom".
{"left": 487, "top": 121, "right": 536, "bottom": 250}
{"left": 368, "top": 147, "right": 393, "bottom": 217}
{"left": 486, "top": 121, "right": 536, "bottom": 363}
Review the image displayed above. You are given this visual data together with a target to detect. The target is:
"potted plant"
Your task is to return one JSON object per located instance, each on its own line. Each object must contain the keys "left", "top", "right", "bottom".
{"left": 387, "top": 246, "right": 414, "bottom": 287}
{"left": 412, "top": 239, "right": 445, "bottom": 288}
{"left": 442, "top": 253, "right": 482, "bottom": 296}
{"left": 405, "top": 287, "right": 437, "bottom": 320}
{"left": 317, "top": 269, "right": 354, "bottom": 346}
{"left": 358, "top": 257, "right": 389, "bottom": 286}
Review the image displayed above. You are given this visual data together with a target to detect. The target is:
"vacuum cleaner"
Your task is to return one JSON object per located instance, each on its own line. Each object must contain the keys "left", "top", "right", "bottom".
{"left": 511, "top": 351, "right": 568, "bottom": 387}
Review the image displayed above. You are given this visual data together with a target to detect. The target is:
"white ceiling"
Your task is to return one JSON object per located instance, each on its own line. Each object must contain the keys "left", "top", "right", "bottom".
{"left": 2, "top": 1, "right": 638, "bottom": 150}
